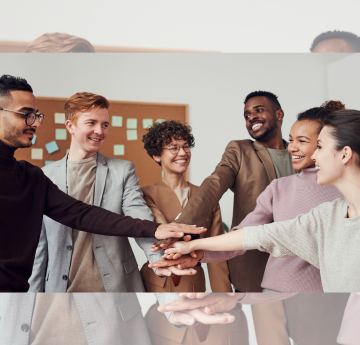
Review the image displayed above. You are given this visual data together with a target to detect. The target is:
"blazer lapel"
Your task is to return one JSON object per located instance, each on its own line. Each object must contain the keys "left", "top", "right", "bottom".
{"left": 93, "top": 152, "right": 108, "bottom": 207}
{"left": 56, "top": 153, "right": 68, "bottom": 193}
{"left": 253, "top": 140, "right": 277, "bottom": 182}
{"left": 154, "top": 180, "right": 183, "bottom": 222}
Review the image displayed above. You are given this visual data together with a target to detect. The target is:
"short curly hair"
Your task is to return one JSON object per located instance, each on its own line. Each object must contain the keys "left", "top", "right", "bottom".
{"left": 142, "top": 120, "right": 195, "bottom": 166}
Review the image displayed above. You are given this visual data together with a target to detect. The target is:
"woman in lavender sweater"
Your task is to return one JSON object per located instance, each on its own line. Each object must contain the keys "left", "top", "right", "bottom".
{"left": 163, "top": 107, "right": 360, "bottom": 293}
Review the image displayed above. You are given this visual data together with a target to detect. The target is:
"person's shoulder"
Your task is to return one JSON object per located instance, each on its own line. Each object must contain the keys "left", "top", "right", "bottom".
{"left": 18, "top": 159, "right": 45, "bottom": 175}
{"left": 101, "top": 154, "right": 133, "bottom": 169}
{"left": 141, "top": 180, "right": 163, "bottom": 196}
{"left": 41, "top": 160, "right": 59, "bottom": 176}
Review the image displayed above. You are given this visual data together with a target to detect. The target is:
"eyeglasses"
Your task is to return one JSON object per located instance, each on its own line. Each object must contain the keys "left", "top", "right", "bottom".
{"left": 164, "top": 144, "right": 192, "bottom": 155}
{"left": 0, "top": 107, "right": 45, "bottom": 126}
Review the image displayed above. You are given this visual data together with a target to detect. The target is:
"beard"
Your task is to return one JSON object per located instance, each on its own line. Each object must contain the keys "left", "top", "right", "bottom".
{"left": 3, "top": 116, "right": 33, "bottom": 148}
{"left": 249, "top": 117, "right": 278, "bottom": 141}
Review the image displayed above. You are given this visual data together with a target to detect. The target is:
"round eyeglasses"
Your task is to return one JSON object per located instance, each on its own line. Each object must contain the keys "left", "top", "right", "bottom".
{"left": 163, "top": 144, "right": 192, "bottom": 155}
{"left": 0, "top": 107, "right": 45, "bottom": 126}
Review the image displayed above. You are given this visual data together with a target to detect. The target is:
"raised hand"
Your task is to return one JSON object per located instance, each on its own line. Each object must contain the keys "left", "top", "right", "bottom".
{"left": 149, "top": 252, "right": 204, "bottom": 271}
{"left": 155, "top": 224, "right": 206, "bottom": 241}
{"left": 158, "top": 293, "right": 243, "bottom": 315}
{"left": 151, "top": 235, "right": 192, "bottom": 252}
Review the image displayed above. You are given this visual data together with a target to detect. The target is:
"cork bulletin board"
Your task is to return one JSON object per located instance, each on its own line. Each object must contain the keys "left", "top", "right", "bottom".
{"left": 14, "top": 97, "right": 189, "bottom": 187}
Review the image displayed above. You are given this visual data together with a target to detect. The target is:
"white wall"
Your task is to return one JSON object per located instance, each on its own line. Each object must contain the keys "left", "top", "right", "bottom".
{"left": 0, "top": 53, "right": 333, "bottom": 291}
{"left": 0, "top": 0, "right": 359, "bottom": 52}
{"left": 327, "top": 54, "right": 360, "bottom": 109}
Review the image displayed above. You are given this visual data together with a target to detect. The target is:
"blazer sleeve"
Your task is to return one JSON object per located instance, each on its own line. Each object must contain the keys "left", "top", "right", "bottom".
{"left": 205, "top": 205, "right": 233, "bottom": 292}
{"left": 43, "top": 175, "right": 160, "bottom": 238}
{"left": 177, "top": 141, "right": 241, "bottom": 227}
{"left": 202, "top": 179, "right": 276, "bottom": 263}
{"left": 121, "top": 162, "right": 164, "bottom": 264}
{"left": 28, "top": 220, "right": 48, "bottom": 292}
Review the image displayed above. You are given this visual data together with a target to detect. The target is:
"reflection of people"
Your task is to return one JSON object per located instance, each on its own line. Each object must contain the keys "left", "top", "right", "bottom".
{"left": 310, "top": 31, "right": 360, "bottom": 52}
{"left": 25, "top": 33, "right": 95, "bottom": 53}
{"left": 154, "top": 90, "right": 296, "bottom": 293}
{"left": 140, "top": 120, "right": 232, "bottom": 292}
{"left": 0, "top": 74, "right": 205, "bottom": 292}
{"left": 150, "top": 293, "right": 249, "bottom": 345}
{"left": 28, "top": 92, "right": 165, "bottom": 292}
{"left": 164, "top": 109, "right": 360, "bottom": 292}
{"left": 0, "top": 293, "right": 234, "bottom": 345}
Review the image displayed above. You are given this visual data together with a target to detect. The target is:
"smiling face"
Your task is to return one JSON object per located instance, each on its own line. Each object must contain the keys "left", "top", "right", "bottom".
{"left": 66, "top": 107, "right": 109, "bottom": 156}
{"left": 311, "top": 126, "right": 345, "bottom": 186}
{"left": 0, "top": 90, "right": 39, "bottom": 148}
{"left": 153, "top": 138, "right": 191, "bottom": 176}
{"left": 244, "top": 96, "right": 282, "bottom": 141}
{"left": 288, "top": 120, "right": 320, "bottom": 170}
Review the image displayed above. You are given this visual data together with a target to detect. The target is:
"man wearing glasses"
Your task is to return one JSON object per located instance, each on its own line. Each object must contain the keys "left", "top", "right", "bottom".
{"left": 0, "top": 74, "right": 206, "bottom": 293}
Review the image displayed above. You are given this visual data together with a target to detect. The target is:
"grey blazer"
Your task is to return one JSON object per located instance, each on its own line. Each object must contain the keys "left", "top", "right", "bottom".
{"left": 28, "top": 152, "right": 162, "bottom": 292}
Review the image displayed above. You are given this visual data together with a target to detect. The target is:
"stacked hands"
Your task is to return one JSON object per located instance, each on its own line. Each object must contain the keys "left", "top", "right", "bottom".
{"left": 150, "top": 233, "right": 204, "bottom": 277}
{"left": 158, "top": 293, "right": 245, "bottom": 325}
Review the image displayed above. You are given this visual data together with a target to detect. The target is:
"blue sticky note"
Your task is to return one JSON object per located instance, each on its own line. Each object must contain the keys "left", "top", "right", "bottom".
{"left": 45, "top": 141, "right": 59, "bottom": 154}
{"left": 127, "top": 118, "right": 137, "bottom": 129}
{"left": 31, "top": 134, "right": 37, "bottom": 145}
{"left": 162, "top": 170, "right": 164, "bottom": 177}
{"left": 126, "top": 130, "right": 138, "bottom": 141}
{"left": 45, "top": 161, "right": 55, "bottom": 166}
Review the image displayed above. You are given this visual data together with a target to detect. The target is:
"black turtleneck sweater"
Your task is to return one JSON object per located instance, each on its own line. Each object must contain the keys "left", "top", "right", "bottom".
{"left": 0, "top": 140, "right": 159, "bottom": 292}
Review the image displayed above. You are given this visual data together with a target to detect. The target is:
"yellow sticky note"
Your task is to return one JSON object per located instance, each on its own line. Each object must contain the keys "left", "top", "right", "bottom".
{"left": 114, "top": 145, "right": 125, "bottom": 155}
{"left": 156, "top": 119, "right": 166, "bottom": 124}
{"left": 31, "top": 148, "right": 43, "bottom": 160}
{"left": 55, "top": 113, "right": 66, "bottom": 124}
{"left": 127, "top": 118, "right": 137, "bottom": 129}
{"left": 142, "top": 119, "right": 153, "bottom": 129}
{"left": 112, "top": 116, "right": 123, "bottom": 127}
{"left": 127, "top": 130, "right": 138, "bottom": 141}
{"left": 55, "top": 128, "right": 67, "bottom": 140}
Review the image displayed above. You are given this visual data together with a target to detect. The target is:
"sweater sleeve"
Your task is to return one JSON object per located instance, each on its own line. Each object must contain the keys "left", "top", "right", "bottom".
{"left": 43, "top": 176, "right": 160, "bottom": 238}
{"left": 202, "top": 180, "right": 275, "bottom": 263}
{"left": 242, "top": 204, "right": 325, "bottom": 269}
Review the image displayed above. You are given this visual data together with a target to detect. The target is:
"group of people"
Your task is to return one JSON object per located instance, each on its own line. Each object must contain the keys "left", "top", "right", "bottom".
{"left": 0, "top": 72, "right": 359, "bottom": 344}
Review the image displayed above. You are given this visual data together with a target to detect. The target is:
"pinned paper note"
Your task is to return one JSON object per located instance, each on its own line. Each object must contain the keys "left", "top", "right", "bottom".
{"left": 45, "top": 161, "right": 55, "bottom": 166}
{"left": 55, "top": 113, "right": 66, "bottom": 124}
{"left": 126, "top": 130, "right": 138, "bottom": 141}
{"left": 156, "top": 119, "right": 166, "bottom": 124}
{"left": 126, "top": 118, "right": 137, "bottom": 129}
{"left": 114, "top": 145, "right": 125, "bottom": 156}
{"left": 112, "top": 116, "right": 123, "bottom": 127}
{"left": 66, "top": 149, "right": 70, "bottom": 154}
{"left": 55, "top": 129, "right": 67, "bottom": 140}
{"left": 31, "top": 148, "right": 43, "bottom": 160}
{"left": 31, "top": 134, "right": 37, "bottom": 145}
{"left": 45, "top": 141, "right": 59, "bottom": 154}
{"left": 142, "top": 119, "right": 153, "bottom": 129}
{"left": 162, "top": 170, "right": 164, "bottom": 178}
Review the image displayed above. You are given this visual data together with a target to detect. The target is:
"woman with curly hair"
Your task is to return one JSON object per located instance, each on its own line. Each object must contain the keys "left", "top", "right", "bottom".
{"left": 140, "top": 120, "right": 232, "bottom": 293}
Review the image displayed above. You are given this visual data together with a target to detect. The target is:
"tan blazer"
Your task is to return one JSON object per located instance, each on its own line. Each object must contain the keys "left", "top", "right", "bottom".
{"left": 140, "top": 180, "right": 232, "bottom": 292}
{"left": 177, "top": 140, "right": 280, "bottom": 292}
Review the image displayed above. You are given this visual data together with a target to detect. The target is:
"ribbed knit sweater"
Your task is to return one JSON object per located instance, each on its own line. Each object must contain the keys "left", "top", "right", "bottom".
{"left": 0, "top": 140, "right": 159, "bottom": 292}
{"left": 202, "top": 168, "right": 343, "bottom": 292}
